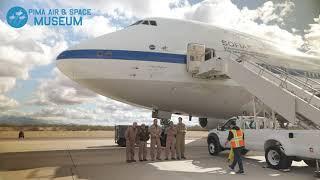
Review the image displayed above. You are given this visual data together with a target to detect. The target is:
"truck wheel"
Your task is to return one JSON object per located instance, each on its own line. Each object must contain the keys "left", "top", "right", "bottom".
{"left": 117, "top": 138, "right": 126, "bottom": 147}
{"left": 265, "top": 146, "right": 292, "bottom": 169}
{"left": 208, "top": 138, "right": 220, "bottom": 156}
{"left": 304, "top": 160, "right": 316, "bottom": 167}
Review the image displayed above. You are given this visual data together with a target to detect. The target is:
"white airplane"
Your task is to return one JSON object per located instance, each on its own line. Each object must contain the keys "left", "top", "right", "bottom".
{"left": 56, "top": 17, "right": 320, "bottom": 129}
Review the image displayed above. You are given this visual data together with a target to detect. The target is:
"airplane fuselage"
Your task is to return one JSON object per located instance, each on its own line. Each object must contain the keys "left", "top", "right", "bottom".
{"left": 56, "top": 18, "right": 320, "bottom": 119}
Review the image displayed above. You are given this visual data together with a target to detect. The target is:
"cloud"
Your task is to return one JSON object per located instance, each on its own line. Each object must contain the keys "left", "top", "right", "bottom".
{"left": 28, "top": 0, "right": 316, "bottom": 55}
{"left": 0, "top": 95, "right": 19, "bottom": 110}
{"left": 2, "top": 0, "right": 319, "bottom": 126}
{"left": 36, "top": 0, "right": 302, "bottom": 52}
{"left": 304, "top": 15, "right": 320, "bottom": 55}
{"left": 32, "top": 106, "right": 97, "bottom": 120}
{"left": 72, "top": 15, "right": 116, "bottom": 38}
{"left": 45, "top": 0, "right": 189, "bottom": 18}
{"left": 27, "top": 96, "right": 152, "bottom": 125}
{"left": 95, "top": 96, "right": 152, "bottom": 124}
{"left": 0, "top": 77, "right": 15, "bottom": 94}
{"left": 180, "top": 0, "right": 303, "bottom": 51}
{"left": 253, "top": 1, "right": 294, "bottom": 24}
{"left": 28, "top": 96, "right": 198, "bottom": 126}
{"left": 29, "top": 68, "right": 98, "bottom": 106}
{"left": 0, "top": 20, "right": 67, "bottom": 110}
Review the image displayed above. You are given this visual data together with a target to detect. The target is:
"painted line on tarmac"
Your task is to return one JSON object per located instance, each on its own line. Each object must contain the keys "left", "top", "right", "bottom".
{"left": 66, "top": 144, "right": 77, "bottom": 180}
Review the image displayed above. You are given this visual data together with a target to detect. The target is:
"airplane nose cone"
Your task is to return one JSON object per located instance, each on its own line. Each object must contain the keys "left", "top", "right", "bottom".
{"left": 56, "top": 48, "right": 82, "bottom": 60}
{"left": 56, "top": 49, "right": 73, "bottom": 79}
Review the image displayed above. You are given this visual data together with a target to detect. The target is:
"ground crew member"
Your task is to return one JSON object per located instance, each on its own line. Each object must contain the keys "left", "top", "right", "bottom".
{"left": 18, "top": 130, "right": 24, "bottom": 139}
{"left": 176, "top": 117, "right": 187, "bottom": 160}
{"left": 227, "top": 127, "right": 234, "bottom": 163}
{"left": 225, "top": 121, "right": 245, "bottom": 174}
{"left": 125, "top": 122, "right": 138, "bottom": 163}
{"left": 150, "top": 119, "right": 162, "bottom": 161}
{"left": 138, "top": 124, "right": 149, "bottom": 161}
{"left": 165, "top": 121, "right": 177, "bottom": 160}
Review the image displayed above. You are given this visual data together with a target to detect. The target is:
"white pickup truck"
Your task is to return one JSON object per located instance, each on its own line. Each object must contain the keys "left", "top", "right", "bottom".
{"left": 207, "top": 116, "right": 320, "bottom": 170}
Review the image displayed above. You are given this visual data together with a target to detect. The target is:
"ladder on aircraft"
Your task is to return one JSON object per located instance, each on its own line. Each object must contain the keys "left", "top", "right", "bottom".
{"left": 186, "top": 43, "right": 320, "bottom": 129}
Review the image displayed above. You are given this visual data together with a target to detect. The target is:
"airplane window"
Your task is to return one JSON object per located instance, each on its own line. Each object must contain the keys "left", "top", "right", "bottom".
{"left": 97, "top": 51, "right": 103, "bottom": 57}
{"left": 150, "top": 21, "right": 157, "bottom": 26}
{"left": 142, "top": 21, "right": 149, "bottom": 25}
{"left": 104, "top": 51, "right": 112, "bottom": 58}
{"left": 130, "top": 20, "right": 143, "bottom": 26}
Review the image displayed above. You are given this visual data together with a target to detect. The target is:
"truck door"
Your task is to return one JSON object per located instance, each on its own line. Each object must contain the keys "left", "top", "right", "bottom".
{"left": 241, "top": 117, "right": 266, "bottom": 151}
{"left": 218, "top": 117, "right": 237, "bottom": 148}
{"left": 241, "top": 118, "right": 259, "bottom": 150}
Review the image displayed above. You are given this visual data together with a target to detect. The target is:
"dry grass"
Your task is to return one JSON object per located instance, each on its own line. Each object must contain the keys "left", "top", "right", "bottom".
{"left": 0, "top": 130, "right": 208, "bottom": 139}
{"left": 0, "top": 125, "right": 114, "bottom": 131}
{"left": 0, "top": 131, "right": 114, "bottom": 139}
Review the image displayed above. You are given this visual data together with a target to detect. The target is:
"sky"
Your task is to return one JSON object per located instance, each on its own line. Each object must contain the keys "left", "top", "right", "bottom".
{"left": 0, "top": 0, "right": 319, "bottom": 126}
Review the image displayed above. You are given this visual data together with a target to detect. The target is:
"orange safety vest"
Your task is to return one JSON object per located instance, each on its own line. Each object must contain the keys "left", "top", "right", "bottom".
{"left": 230, "top": 129, "right": 245, "bottom": 148}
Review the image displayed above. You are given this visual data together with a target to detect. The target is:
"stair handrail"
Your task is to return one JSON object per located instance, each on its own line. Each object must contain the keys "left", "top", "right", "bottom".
{"left": 230, "top": 53, "right": 320, "bottom": 95}
{"left": 232, "top": 54, "right": 320, "bottom": 104}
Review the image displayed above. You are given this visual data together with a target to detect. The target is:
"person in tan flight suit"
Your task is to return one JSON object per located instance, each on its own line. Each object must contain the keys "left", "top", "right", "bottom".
{"left": 149, "top": 119, "right": 162, "bottom": 161}
{"left": 165, "top": 121, "right": 177, "bottom": 160}
{"left": 176, "top": 117, "right": 187, "bottom": 160}
{"left": 125, "top": 122, "right": 138, "bottom": 163}
{"left": 138, "top": 124, "right": 150, "bottom": 161}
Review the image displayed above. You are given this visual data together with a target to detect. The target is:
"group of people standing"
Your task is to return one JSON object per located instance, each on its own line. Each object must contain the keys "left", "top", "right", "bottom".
{"left": 124, "top": 117, "right": 187, "bottom": 163}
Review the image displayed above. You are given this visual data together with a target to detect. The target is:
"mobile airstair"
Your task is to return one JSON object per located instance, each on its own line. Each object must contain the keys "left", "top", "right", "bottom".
{"left": 186, "top": 43, "right": 320, "bottom": 130}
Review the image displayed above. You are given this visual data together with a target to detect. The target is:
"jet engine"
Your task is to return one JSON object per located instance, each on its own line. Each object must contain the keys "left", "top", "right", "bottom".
{"left": 199, "top": 117, "right": 226, "bottom": 130}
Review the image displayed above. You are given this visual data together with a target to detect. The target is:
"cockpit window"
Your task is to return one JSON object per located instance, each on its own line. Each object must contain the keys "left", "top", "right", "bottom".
{"left": 150, "top": 20, "right": 157, "bottom": 26}
{"left": 142, "top": 20, "right": 149, "bottom": 25}
{"left": 130, "top": 20, "right": 143, "bottom": 26}
{"left": 130, "top": 20, "right": 157, "bottom": 26}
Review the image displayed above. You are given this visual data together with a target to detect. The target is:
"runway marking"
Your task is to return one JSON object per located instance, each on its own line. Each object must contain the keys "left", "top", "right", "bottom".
{"left": 66, "top": 144, "right": 77, "bottom": 180}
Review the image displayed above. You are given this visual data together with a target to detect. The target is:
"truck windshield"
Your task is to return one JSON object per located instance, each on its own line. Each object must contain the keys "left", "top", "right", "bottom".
{"left": 221, "top": 118, "right": 236, "bottom": 130}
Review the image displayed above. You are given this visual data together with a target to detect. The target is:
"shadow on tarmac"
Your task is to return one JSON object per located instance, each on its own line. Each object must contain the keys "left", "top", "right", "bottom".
{"left": 0, "top": 138, "right": 315, "bottom": 180}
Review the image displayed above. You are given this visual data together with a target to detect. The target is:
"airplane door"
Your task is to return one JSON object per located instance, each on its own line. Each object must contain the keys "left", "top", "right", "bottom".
{"left": 186, "top": 43, "right": 205, "bottom": 74}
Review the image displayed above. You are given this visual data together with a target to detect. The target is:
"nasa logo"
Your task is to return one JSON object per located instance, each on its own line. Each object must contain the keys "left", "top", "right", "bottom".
{"left": 149, "top": 44, "right": 156, "bottom": 50}
{"left": 309, "top": 147, "right": 314, "bottom": 153}
{"left": 6, "top": 6, "right": 28, "bottom": 28}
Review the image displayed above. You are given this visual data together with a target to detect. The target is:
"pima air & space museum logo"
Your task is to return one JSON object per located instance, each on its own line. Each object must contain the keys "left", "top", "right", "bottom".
{"left": 6, "top": 6, "right": 91, "bottom": 28}
{"left": 6, "top": 6, "right": 28, "bottom": 28}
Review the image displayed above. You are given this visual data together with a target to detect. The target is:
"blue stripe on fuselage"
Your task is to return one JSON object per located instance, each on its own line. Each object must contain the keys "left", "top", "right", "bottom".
{"left": 56, "top": 49, "right": 320, "bottom": 79}
{"left": 56, "top": 49, "right": 187, "bottom": 64}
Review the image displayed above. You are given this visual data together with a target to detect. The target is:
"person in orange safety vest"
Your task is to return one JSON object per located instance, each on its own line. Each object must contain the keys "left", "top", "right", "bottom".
{"left": 225, "top": 120, "right": 245, "bottom": 174}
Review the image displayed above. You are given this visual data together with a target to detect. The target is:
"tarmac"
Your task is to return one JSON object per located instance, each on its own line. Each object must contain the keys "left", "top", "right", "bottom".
{"left": 0, "top": 138, "right": 318, "bottom": 180}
